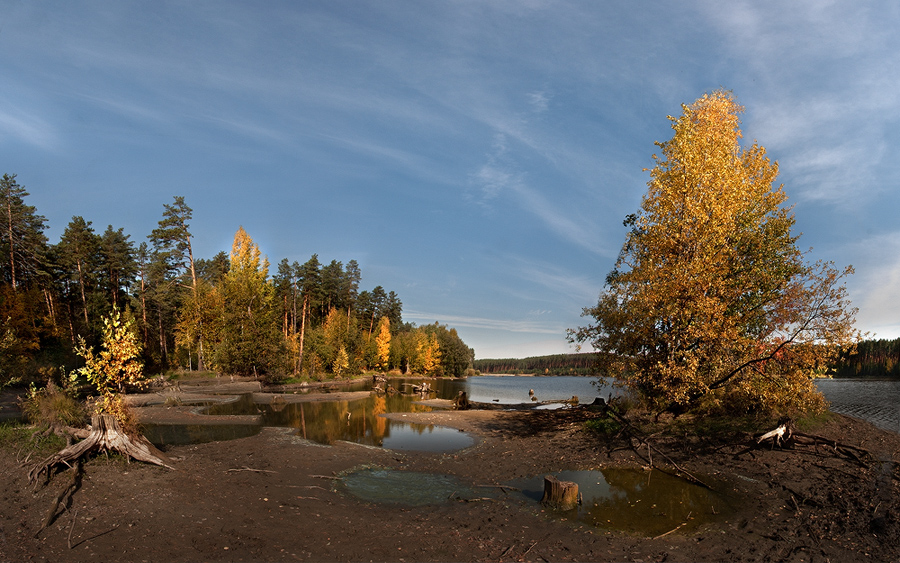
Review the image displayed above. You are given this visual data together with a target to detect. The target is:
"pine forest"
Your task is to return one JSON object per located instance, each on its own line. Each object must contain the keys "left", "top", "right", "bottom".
{"left": 0, "top": 174, "right": 474, "bottom": 386}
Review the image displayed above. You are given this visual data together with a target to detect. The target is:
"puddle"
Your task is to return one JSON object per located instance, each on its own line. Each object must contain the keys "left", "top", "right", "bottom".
{"left": 139, "top": 376, "right": 613, "bottom": 449}
{"left": 143, "top": 423, "right": 262, "bottom": 446}
{"left": 510, "top": 469, "right": 736, "bottom": 536}
{"left": 203, "top": 393, "right": 474, "bottom": 451}
{"left": 340, "top": 468, "right": 472, "bottom": 506}
{"left": 379, "top": 423, "right": 474, "bottom": 452}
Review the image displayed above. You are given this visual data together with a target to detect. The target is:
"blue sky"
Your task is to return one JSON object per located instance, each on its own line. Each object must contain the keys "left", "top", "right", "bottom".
{"left": 2, "top": 1, "right": 899, "bottom": 358}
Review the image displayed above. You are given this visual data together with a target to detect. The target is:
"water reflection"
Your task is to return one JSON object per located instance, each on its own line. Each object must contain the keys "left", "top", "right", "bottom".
{"left": 143, "top": 423, "right": 262, "bottom": 447}
{"left": 511, "top": 469, "right": 736, "bottom": 536}
{"left": 206, "top": 390, "right": 473, "bottom": 451}
{"left": 144, "top": 376, "right": 608, "bottom": 450}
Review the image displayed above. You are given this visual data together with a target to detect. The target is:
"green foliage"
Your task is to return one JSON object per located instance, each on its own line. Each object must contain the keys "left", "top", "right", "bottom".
{"left": 474, "top": 353, "right": 597, "bottom": 375}
{"left": 833, "top": 337, "right": 900, "bottom": 378}
{"left": 584, "top": 417, "right": 620, "bottom": 436}
{"left": 0, "top": 179, "right": 475, "bottom": 384}
{"left": 206, "top": 227, "right": 283, "bottom": 380}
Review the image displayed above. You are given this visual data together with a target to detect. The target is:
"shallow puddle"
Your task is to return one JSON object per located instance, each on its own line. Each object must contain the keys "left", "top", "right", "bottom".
{"left": 510, "top": 469, "right": 736, "bottom": 536}
{"left": 141, "top": 376, "right": 611, "bottom": 450}
{"left": 143, "top": 423, "right": 262, "bottom": 446}
{"left": 203, "top": 393, "right": 474, "bottom": 451}
{"left": 340, "top": 468, "right": 472, "bottom": 506}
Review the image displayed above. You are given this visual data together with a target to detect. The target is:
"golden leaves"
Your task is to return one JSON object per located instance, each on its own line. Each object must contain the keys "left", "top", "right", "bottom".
{"left": 575, "top": 89, "right": 860, "bottom": 415}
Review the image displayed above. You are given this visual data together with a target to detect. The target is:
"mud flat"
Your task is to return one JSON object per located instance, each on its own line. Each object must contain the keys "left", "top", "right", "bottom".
{"left": 2, "top": 404, "right": 898, "bottom": 562}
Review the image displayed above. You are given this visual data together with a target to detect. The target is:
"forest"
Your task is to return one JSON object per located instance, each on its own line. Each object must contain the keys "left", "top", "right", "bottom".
{"left": 834, "top": 337, "right": 900, "bottom": 378}
{"left": 473, "top": 353, "right": 598, "bottom": 376}
{"left": 0, "top": 174, "right": 474, "bottom": 387}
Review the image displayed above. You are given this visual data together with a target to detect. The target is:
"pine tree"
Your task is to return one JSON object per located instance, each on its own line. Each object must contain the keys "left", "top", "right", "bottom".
{"left": 0, "top": 174, "right": 48, "bottom": 290}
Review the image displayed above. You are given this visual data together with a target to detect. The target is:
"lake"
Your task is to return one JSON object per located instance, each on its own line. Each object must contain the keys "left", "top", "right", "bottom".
{"left": 815, "top": 378, "right": 900, "bottom": 434}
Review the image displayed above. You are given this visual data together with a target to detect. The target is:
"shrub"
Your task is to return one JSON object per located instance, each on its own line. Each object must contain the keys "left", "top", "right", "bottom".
{"left": 19, "top": 381, "right": 86, "bottom": 430}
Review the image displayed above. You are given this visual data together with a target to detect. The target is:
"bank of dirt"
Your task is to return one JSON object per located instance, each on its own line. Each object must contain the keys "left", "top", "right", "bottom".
{"left": 2, "top": 399, "right": 899, "bottom": 562}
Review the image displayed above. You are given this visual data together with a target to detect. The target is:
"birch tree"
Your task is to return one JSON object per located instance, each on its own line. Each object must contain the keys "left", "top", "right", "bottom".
{"left": 570, "top": 90, "right": 860, "bottom": 415}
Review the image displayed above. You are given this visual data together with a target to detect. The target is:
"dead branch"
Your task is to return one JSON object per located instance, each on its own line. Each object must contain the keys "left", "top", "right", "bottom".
{"left": 226, "top": 466, "right": 277, "bottom": 474}
{"left": 36, "top": 459, "right": 82, "bottom": 537}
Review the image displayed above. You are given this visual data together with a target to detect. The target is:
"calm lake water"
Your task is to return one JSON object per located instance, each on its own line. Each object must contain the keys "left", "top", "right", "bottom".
{"left": 815, "top": 378, "right": 900, "bottom": 434}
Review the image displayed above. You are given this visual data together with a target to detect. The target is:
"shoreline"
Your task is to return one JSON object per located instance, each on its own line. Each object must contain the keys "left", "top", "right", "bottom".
{"left": 2, "top": 403, "right": 898, "bottom": 562}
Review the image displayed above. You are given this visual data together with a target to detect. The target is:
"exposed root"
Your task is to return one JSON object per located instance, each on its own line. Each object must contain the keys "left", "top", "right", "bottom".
{"left": 28, "top": 414, "right": 175, "bottom": 486}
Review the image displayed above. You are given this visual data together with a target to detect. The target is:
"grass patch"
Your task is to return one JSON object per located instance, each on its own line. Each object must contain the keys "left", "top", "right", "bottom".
{"left": 0, "top": 421, "right": 67, "bottom": 457}
{"left": 584, "top": 417, "right": 621, "bottom": 436}
{"left": 795, "top": 410, "right": 837, "bottom": 432}
{"left": 164, "top": 370, "right": 218, "bottom": 381}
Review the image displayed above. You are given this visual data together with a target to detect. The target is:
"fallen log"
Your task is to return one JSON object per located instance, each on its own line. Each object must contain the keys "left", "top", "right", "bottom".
{"left": 29, "top": 414, "right": 175, "bottom": 485}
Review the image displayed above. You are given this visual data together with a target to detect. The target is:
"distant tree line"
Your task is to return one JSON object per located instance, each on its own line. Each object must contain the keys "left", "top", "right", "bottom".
{"left": 0, "top": 174, "right": 473, "bottom": 386}
{"left": 473, "top": 353, "right": 597, "bottom": 376}
{"left": 833, "top": 338, "right": 900, "bottom": 378}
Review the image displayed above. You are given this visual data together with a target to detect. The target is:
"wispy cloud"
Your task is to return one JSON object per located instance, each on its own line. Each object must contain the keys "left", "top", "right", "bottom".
{"left": 0, "top": 107, "right": 56, "bottom": 149}
{"left": 404, "top": 310, "right": 564, "bottom": 334}
{"left": 701, "top": 1, "right": 900, "bottom": 206}
{"left": 842, "top": 231, "right": 900, "bottom": 339}
{"left": 468, "top": 132, "right": 612, "bottom": 255}
{"left": 527, "top": 90, "right": 550, "bottom": 113}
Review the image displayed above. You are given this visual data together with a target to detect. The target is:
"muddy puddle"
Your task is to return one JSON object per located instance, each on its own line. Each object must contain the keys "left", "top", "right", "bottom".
{"left": 511, "top": 469, "right": 737, "bottom": 536}
{"left": 339, "top": 468, "right": 473, "bottom": 506}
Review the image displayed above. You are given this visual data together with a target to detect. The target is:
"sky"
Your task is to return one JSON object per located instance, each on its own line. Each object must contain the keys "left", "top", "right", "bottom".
{"left": 2, "top": 1, "right": 899, "bottom": 359}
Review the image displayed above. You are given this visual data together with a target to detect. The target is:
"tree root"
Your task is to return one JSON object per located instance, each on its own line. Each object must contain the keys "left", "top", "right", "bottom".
{"left": 35, "top": 459, "right": 83, "bottom": 537}
{"left": 28, "top": 414, "right": 175, "bottom": 486}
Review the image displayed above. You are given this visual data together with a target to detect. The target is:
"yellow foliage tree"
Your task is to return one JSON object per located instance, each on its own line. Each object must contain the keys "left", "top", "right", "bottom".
{"left": 72, "top": 306, "right": 144, "bottom": 425}
{"left": 333, "top": 346, "right": 350, "bottom": 377}
{"left": 209, "top": 227, "right": 281, "bottom": 378}
{"left": 414, "top": 330, "right": 442, "bottom": 375}
{"left": 570, "top": 90, "right": 860, "bottom": 415}
{"left": 375, "top": 317, "right": 391, "bottom": 371}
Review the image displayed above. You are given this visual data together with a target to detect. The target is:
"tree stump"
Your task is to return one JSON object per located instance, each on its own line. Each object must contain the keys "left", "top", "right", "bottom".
{"left": 541, "top": 475, "right": 579, "bottom": 510}
{"left": 29, "top": 414, "right": 175, "bottom": 485}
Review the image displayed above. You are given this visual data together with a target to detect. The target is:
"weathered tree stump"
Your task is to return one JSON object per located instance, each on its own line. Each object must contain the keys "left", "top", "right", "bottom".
{"left": 29, "top": 414, "right": 175, "bottom": 485}
{"left": 541, "top": 475, "right": 579, "bottom": 510}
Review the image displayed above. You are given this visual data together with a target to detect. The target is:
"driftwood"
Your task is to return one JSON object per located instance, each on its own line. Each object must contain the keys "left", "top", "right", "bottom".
{"left": 541, "top": 475, "right": 579, "bottom": 510}
{"left": 28, "top": 414, "right": 175, "bottom": 485}
{"left": 756, "top": 417, "right": 794, "bottom": 448}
